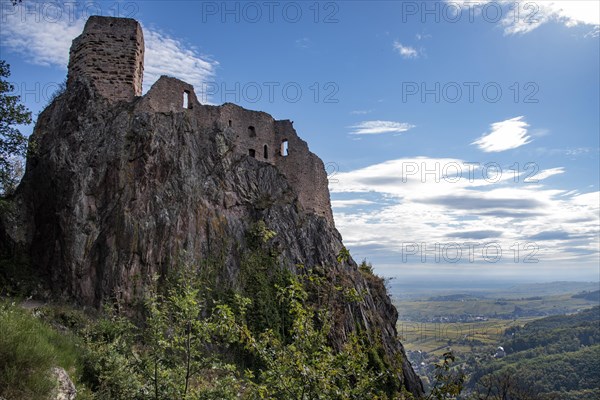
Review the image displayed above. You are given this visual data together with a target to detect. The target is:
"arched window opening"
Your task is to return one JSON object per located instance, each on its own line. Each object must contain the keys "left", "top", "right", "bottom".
{"left": 249, "top": 149, "right": 256, "bottom": 158}
{"left": 263, "top": 145, "right": 268, "bottom": 159}
{"left": 248, "top": 126, "right": 256, "bottom": 137}
{"left": 281, "top": 139, "right": 289, "bottom": 156}
{"left": 228, "top": 120, "right": 232, "bottom": 127}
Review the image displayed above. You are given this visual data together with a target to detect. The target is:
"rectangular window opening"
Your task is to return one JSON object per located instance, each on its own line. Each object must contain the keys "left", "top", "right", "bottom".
{"left": 183, "top": 91, "right": 190, "bottom": 109}
{"left": 281, "top": 140, "right": 289, "bottom": 156}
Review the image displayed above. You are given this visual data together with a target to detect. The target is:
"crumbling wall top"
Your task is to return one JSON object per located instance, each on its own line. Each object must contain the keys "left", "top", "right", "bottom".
{"left": 139, "top": 75, "right": 199, "bottom": 113}
{"left": 67, "top": 16, "right": 144, "bottom": 102}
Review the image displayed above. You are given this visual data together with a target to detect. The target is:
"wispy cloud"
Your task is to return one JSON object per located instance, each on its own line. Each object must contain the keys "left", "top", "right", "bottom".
{"left": 0, "top": 14, "right": 84, "bottom": 66}
{"left": 349, "top": 120, "right": 415, "bottom": 135}
{"left": 295, "top": 37, "right": 311, "bottom": 48}
{"left": 472, "top": 116, "right": 531, "bottom": 152}
{"left": 448, "top": 1, "right": 600, "bottom": 36}
{"left": 143, "top": 28, "right": 218, "bottom": 92}
{"left": 392, "top": 40, "right": 419, "bottom": 58}
{"left": 446, "top": 230, "right": 503, "bottom": 239}
{"left": 524, "top": 167, "right": 564, "bottom": 182}
{"left": 566, "top": 147, "right": 594, "bottom": 156}
{"left": 0, "top": 10, "right": 218, "bottom": 93}
{"left": 350, "top": 110, "right": 373, "bottom": 115}
{"left": 331, "top": 199, "right": 376, "bottom": 208}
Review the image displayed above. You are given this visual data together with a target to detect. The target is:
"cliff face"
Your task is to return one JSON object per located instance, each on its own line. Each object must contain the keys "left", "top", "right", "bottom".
{"left": 0, "top": 16, "right": 423, "bottom": 396}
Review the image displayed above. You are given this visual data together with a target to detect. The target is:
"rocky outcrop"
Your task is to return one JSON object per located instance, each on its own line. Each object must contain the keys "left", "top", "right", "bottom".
{"left": 51, "top": 367, "right": 77, "bottom": 400}
{"left": 0, "top": 16, "right": 423, "bottom": 396}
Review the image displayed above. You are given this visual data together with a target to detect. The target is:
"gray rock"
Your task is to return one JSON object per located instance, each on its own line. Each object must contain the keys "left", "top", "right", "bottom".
{"left": 51, "top": 367, "right": 76, "bottom": 400}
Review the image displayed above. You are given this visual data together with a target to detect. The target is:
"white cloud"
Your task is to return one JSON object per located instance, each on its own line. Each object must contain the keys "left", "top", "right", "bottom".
{"left": 331, "top": 199, "right": 376, "bottom": 208}
{"left": 392, "top": 40, "right": 419, "bottom": 58}
{"left": 0, "top": 8, "right": 218, "bottom": 94}
{"left": 330, "top": 157, "right": 521, "bottom": 197}
{"left": 565, "top": 147, "right": 593, "bottom": 156}
{"left": 349, "top": 120, "right": 415, "bottom": 135}
{"left": 143, "top": 28, "right": 218, "bottom": 92}
{"left": 448, "top": 1, "right": 600, "bottom": 36}
{"left": 524, "top": 167, "right": 564, "bottom": 182}
{"left": 329, "top": 156, "right": 599, "bottom": 269}
{"left": 0, "top": 14, "right": 84, "bottom": 66}
{"left": 472, "top": 116, "right": 531, "bottom": 152}
{"left": 533, "top": 1, "right": 598, "bottom": 27}
{"left": 350, "top": 110, "right": 373, "bottom": 115}
{"left": 295, "top": 37, "right": 311, "bottom": 48}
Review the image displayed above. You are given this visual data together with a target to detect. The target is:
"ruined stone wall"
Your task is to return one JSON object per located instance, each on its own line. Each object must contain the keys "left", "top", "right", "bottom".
{"left": 68, "top": 16, "right": 144, "bottom": 102}
{"left": 217, "top": 108, "right": 332, "bottom": 222}
{"left": 138, "top": 76, "right": 198, "bottom": 113}
{"left": 274, "top": 120, "right": 333, "bottom": 222}
{"left": 73, "top": 11, "right": 332, "bottom": 225}
{"left": 217, "top": 104, "right": 279, "bottom": 164}
{"left": 139, "top": 75, "right": 334, "bottom": 224}
{"left": 212, "top": 104, "right": 333, "bottom": 222}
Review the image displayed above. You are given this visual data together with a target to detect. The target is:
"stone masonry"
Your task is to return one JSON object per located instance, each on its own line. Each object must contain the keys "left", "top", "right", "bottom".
{"left": 67, "top": 16, "right": 333, "bottom": 224}
{"left": 68, "top": 16, "right": 144, "bottom": 102}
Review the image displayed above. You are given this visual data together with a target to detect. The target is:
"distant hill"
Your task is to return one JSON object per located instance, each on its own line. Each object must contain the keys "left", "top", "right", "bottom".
{"left": 506, "top": 281, "right": 600, "bottom": 296}
{"left": 427, "top": 293, "right": 481, "bottom": 302}
{"left": 468, "top": 306, "right": 600, "bottom": 399}
{"left": 572, "top": 290, "right": 600, "bottom": 302}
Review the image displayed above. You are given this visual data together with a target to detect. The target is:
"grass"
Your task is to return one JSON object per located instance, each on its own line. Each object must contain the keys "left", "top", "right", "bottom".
{"left": 0, "top": 300, "right": 83, "bottom": 400}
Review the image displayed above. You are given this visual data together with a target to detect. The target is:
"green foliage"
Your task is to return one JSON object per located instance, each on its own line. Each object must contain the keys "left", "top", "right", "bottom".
{"left": 467, "top": 306, "right": 600, "bottom": 399}
{"left": 79, "top": 264, "right": 247, "bottom": 400}
{"left": 470, "top": 368, "right": 549, "bottom": 400}
{"left": 243, "top": 275, "right": 397, "bottom": 399}
{"left": 73, "top": 257, "right": 425, "bottom": 399}
{"left": 0, "top": 60, "right": 32, "bottom": 197}
{"left": 80, "top": 307, "right": 143, "bottom": 399}
{"left": 358, "top": 259, "right": 375, "bottom": 275}
{"left": 247, "top": 220, "right": 277, "bottom": 248}
{"left": 0, "top": 301, "right": 81, "bottom": 400}
{"left": 336, "top": 246, "right": 350, "bottom": 264}
{"left": 425, "top": 352, "right": 465, "bottom": 400}
{"left": 239, "top": 221, "right": 291, "bottom": 338}
{"left": 0, "top": 241, "right": 445, "bottom": 399}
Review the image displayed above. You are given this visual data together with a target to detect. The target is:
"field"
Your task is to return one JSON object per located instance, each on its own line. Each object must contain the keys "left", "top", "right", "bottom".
{"left": 397, "top": 317, "right": 539, "bottom": 357}
{"left": 394, "top": 292, "right": 597, "bottom": 322}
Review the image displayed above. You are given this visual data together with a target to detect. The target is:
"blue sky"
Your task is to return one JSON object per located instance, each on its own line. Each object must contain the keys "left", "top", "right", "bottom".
{"left": 1, "top": 1, "right": 599, "bottom": 283}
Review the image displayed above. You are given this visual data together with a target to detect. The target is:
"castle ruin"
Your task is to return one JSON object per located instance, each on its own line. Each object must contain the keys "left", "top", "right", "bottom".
{"left": 68, "top": 16, "right": 144, "bottom": 102}
{"left": 67, "top": 16, "right": 333, "bottom": 223}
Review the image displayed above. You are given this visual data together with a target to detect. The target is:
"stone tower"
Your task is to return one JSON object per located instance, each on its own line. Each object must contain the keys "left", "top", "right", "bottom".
{"left": 67, "top": 16, "right": 144, "bottom": 102}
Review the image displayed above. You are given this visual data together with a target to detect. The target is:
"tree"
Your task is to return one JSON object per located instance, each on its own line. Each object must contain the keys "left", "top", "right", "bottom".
{"left": 426, "top": 352, "right": 465, "bottom": 400}
{"left": 471, "top": 370, "right": 551, "bottom": 400}
{"left": 0, "top": 60, "right": 31, "bottom": 196}
{"left": 242, "top": 275, "right": 394, "bottom": 400}
{"left": 136, "top": 265, "right": 246, "bottom": 400}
